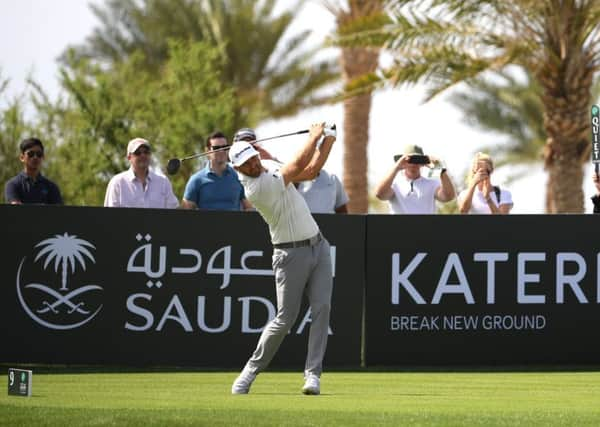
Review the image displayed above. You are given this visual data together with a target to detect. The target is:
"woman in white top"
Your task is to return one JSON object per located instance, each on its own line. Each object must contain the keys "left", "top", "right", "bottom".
{"left": 458, "top": 152, "right": 513, "bottom": 214}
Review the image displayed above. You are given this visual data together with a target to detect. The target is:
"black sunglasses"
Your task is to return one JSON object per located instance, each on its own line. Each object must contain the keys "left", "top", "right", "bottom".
{"left": 25, "top": 150, "right": 44, "bottom": 158}
{"left": 211, "top": 145, "right": 230, "bottom": 151}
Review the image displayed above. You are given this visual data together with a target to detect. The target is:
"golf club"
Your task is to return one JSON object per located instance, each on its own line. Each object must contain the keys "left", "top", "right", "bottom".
{"left": 166, "top": 126, "right": 335, "bottom": 175}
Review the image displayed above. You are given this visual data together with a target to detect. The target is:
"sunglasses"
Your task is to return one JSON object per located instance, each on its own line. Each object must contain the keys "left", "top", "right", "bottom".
{"left": 133, "top": 148, "right": 151, "bottom": 156}
{"left": 25, "top": 150, "right": 44, "bottom": 158}
{"left": 211, "top": 145, "right": 230, "bottom": 151}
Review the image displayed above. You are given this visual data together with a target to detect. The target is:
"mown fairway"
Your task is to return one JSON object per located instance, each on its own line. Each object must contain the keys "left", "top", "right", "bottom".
{"left": 1, "top": 371, "right": 599, "bottom": 426}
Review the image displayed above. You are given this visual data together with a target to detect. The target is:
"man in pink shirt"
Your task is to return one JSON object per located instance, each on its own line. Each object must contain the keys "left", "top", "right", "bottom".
{"left": 104, "top": 138, "right": 179, "bottom": 209}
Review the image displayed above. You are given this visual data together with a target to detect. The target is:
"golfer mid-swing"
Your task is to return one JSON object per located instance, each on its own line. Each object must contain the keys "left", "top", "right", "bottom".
{"left": 229, "top": 122, "right": 336, "bottom": 395}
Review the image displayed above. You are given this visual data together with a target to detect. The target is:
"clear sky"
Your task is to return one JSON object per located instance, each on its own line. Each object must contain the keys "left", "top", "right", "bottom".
{"left": 0, "top": 0, "right": 595, "bottom": 213}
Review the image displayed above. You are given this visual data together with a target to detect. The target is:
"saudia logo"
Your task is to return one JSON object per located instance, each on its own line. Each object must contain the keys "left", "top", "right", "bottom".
{"left": 16, "top": 233, "right": 103, "bottom": 330}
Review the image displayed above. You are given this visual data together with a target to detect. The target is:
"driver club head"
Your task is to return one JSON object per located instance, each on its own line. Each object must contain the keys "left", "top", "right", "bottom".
{"left": 166, "top": 158, "right": 181, "bottom": 175}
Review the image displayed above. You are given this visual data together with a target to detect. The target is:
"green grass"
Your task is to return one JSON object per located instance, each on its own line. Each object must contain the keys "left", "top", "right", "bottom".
{"left": 1, "top": 371, "right": 600, "bottom": 426}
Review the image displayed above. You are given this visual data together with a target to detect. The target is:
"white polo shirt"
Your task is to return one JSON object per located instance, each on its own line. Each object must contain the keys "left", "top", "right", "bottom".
{"left": 297, "top": 170, "right": 349, "bottom": 213}
{"left": 458, "top": 187, "right": 513, "bottom": 214}
{"left": 389, "top": 173, "right": 440, "bottom": 214}
{"left": 239, "top": 160, "right": 319, "bottom": 244}
{"left": 104, "top": 167, "right": 179, "bottom": 209}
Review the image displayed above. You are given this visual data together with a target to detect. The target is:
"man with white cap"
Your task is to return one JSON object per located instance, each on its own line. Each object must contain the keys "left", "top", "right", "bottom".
{"left": 104, "top": 137, "right": 179, "bottom": 208}
{"left": 229, "top": 123, "right": 336, "bottom": 396}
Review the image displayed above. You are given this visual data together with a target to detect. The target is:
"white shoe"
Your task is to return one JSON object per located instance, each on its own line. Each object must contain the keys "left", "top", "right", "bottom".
{"left": 302, "top": 374, "right": 320, "bottom": 395}
{"left": 231, "top": 367, "right": 256, "bottom": 395}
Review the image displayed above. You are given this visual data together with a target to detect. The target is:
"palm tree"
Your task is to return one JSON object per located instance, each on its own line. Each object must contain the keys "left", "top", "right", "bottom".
{"left": 66, "top": 0, "right": 339, "bottom": 131}
{"left": 451, "top": 72, "right": 546, "bottom": 167}
{"left": 71, "top": 0, "right": 205, "bottom": 69}
{"left": 449, "top": 70, "right": 552, "bottom": 210}
{"left": 325, "top": 0, "right": 387, "bottom": 213}
{"left": 35, "top": 233, "right": 96, "bottom": 291}
{"left": 451, "top": 70, "right": 600, "bottom": 213}
{"left": 339, "top": 1, "right": 600, "bottom": 213}
{"left": 198, "top": 0, "right": 339, "bottom": 127}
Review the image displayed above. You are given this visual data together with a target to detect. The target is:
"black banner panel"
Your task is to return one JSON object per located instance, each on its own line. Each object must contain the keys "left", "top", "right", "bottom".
{"left": 0, "top": 206, "right": 364, "bottom": 368}
{"left": 366, "top": 215, "right": 600, "bottom": 365}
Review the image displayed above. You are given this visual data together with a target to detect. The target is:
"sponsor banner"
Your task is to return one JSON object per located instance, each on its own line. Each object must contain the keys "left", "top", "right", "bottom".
{"left": 0, "top": 206, "right": 364, "bottom": 368}
{"left": 366, "top": 215, "right": 600, "bottom": 365}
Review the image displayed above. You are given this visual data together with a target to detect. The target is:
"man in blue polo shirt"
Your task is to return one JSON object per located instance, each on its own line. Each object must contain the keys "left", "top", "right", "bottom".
{"left": 182, "top": 131, "right": 251, "bottom": 210}
{"left": 4, "top": 138, "right": 63, "bottom": 205}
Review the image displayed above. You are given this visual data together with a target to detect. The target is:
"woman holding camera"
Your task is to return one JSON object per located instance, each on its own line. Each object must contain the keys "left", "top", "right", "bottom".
{"left": 458, "top": 152, "right": 513, "bottom": 214}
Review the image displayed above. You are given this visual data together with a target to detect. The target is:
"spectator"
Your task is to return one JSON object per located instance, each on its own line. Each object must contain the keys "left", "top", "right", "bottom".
{"left": 233, "top": 127, "right": 279, "bottom": 162}
{"left": 182, "top": 131, "right": 251, "bottom": 211}
{"left": 458, "top": 152, "right": 513, "bottom": 214}
{"left": 374, "top": 144, "right": 455, "bottom": 214}
{"left": 592, "top": 171, "right": 600, "bottom": 213}
{"left": 296, "top": 169, "right": 348, "bottom": 213}
{"left": 104, "top": 138, "right": 178, "bottom": 208}
{"left": 4, "top": 138, "right": 63, "bottom": 205}
{"left": 233, "top": 127, "right": 257, "bottom": 144}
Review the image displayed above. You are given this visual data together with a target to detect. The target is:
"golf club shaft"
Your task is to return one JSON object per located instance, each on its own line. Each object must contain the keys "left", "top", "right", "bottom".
{"left": 180, "top": 129, "right": 310, "bottom": 161}
{"left": 251, "top": 129, "right": 309, "bottom": 144}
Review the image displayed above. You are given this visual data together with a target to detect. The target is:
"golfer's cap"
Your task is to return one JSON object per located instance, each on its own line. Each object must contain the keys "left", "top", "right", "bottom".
{"left": 403, "top": 144, "right": 424, "bottom": 156}
{"left": 127, "top": 138, "right": 150, "bottom": 154}
{"left": 229, "top": 141, "right": 259, "bottom": 167}
{"left": 233, "top": 128, "right": 256, "bottom": 142}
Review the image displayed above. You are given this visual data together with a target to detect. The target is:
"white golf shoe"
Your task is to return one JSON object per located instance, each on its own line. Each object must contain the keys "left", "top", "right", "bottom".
{"left": 231, "top": 367, "right": 256, "bottom": 395}
{"left": 302, "top": 373, "right": 320, "bottom": 395}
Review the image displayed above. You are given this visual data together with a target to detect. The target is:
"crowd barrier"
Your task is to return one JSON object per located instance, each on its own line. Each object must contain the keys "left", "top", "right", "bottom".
{"left": 1, "top": 205, "right": 598, "bottom": 367}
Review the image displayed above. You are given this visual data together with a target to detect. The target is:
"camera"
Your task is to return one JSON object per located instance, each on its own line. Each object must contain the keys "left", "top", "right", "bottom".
{"left": 394, "top": 154, "right": 430, "bottom": 164}
{"left": 408, "top": 155, "right": 430, "bottom": 165}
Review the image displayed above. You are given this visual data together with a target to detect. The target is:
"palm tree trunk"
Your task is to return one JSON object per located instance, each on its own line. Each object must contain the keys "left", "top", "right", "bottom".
{"left": 541, "top": 98, "right": 591, "bottom": 212}
{"left": 340, "top": 46, "right": 379, "bottom": 213}
{"left": 332, "top": 1, "right": 385, "bottom": 213}
{"left": 546, "top": 147, "right": 584, "bottom": 213}
{"left": 545, "top": 175, "right": 555, "bottom": 213}
{"left": 538, "top": 54, "right": 593, "bottom": 213}
{"left": 343, "top": 93, "right": 371, "bottom": 212}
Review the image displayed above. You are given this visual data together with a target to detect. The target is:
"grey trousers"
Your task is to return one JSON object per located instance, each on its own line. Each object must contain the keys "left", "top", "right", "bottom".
{"left": 245, "top": 237, "right": 333, "bottom": 377}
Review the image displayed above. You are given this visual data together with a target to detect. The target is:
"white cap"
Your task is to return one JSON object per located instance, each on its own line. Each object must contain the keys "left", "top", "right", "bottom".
{"left": 127, "top": 138, "right": 150, "bottom": 154}
{"left": 228, "top": 141, "right": 259, "bottom": 167}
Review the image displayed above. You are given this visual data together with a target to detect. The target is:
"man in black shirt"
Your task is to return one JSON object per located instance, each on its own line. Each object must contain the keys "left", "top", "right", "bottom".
{"left": 4, "top": 138, "right": 63, "bottom": 205}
